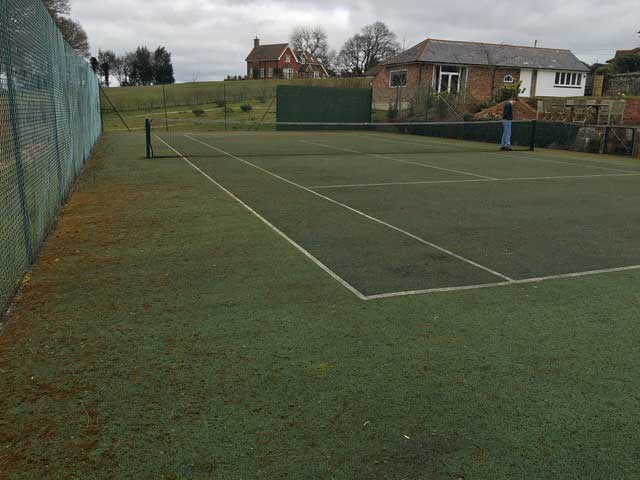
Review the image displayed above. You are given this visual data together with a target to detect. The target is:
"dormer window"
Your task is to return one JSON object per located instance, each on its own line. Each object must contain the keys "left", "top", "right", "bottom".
{"left": 503, "top": 74, "right": 514, "bottom": 84}
{"left": 301, "top": 56, "right": 305, "bottom": 64}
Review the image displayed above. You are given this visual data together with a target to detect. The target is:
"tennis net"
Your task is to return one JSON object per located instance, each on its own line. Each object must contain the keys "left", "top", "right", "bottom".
{"left": 145, "top": 118, "right": 537, "bottom": 159}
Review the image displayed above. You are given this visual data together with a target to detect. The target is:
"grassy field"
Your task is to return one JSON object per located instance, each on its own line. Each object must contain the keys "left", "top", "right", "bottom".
{"left": 101, "top": 77, "right": 372, "bottom": 133}
{"left": 100, "top": 78, "right": 371, "bottom": 112}
{"left": 2, "top": 130, "right": 640, "bottom": 478}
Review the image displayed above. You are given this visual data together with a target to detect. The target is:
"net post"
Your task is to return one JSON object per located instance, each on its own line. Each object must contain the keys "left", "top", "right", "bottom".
{"left": 529, "top": 120, "right": 537, "bottom": 151}
{"left": 145, "top": 119, "right": 152, "bottom": 159}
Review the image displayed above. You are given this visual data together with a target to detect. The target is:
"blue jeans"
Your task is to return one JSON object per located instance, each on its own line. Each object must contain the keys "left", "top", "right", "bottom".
{"left": 501, "top": 120, "right": 512, "bottom": 147}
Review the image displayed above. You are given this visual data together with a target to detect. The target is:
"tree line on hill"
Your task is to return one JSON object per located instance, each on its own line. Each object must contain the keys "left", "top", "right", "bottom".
{"left": 90, "top": 47, "right": 175, "bottom": 87}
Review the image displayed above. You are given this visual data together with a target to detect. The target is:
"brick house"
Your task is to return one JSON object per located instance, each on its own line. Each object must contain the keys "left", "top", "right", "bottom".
{"left": 245, "top": 38, "right": 329, "bottom": 80}
{"left": 372, "top": 38, "right": 589, "bottom": 110}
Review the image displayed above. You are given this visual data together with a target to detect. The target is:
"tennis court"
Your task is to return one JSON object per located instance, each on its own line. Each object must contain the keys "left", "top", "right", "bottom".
{"left": 150, "top": 126, "right": 640, "bottom": 299}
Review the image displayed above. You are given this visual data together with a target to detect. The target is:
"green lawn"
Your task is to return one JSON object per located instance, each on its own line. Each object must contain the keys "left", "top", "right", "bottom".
{"left": 2, "top": 132, "right": 640, "bottom": 479}
{"left": 101, "top": 78, "right": 371, "bottom": 133}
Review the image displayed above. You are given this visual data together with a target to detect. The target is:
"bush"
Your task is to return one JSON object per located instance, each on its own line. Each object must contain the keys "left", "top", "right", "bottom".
{"left": 215, "top": 99, "right": 226, "bottom": 108}
{"left": 192, "top": 109, "right": 205, "bottom": 117}
{"left": 240, "top": 104, "right": 253, "bottom": 112}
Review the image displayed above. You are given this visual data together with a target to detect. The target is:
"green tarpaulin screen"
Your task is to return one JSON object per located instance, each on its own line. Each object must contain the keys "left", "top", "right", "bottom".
{"left": 276, "top": 85, "right": 372, "bottom": 128}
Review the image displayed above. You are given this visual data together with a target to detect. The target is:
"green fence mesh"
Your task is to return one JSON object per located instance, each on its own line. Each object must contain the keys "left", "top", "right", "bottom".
{"left": 0, "top": 0, "right": 102, "bottom": 314}
{"left": 276, "top": 85, "right": 372, "bottom": 128}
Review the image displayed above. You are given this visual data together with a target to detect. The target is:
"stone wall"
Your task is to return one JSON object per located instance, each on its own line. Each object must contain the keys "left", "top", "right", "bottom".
{"left": 605, "top": 73, "right": 640, "bottom": 97}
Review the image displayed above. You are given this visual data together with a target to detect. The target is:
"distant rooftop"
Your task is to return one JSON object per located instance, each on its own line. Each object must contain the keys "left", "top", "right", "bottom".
{"left": 382, "top": 38, "right": 589, "bottom": 71}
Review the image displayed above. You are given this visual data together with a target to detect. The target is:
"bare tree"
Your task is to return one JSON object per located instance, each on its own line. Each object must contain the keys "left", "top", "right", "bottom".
{"left": 479, "top": 44, "right": 504, "bottom": 101}
{"left": 41, "top": 0, "right": 71, "bottom": 18}
{"left": 290, "top": 26, "right": 329, "bottom": 61}
{"left": 337, "top": 22, "right": 400, "bottom": 75}
{"left": 56, "top": 17, "right": 90, "bottom": 57}
{"left": 41, "top": 0, "right": 90, "bottom": 57}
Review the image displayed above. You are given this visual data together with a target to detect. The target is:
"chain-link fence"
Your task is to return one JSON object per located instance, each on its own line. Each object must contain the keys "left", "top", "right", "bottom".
{"left": 0, "top": 0, "right": 101, "bottom": 314}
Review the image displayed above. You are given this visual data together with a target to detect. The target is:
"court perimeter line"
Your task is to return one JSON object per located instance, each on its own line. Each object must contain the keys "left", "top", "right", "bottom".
{"left": 350, "top": 132, "right": 640, "bottom": 175}
{"left": 365, "top": 264, "right": 640, "bottom": 300}
{"left": 309, "top": 172, "right": 640, "bottom": 190}
{"left": 518, "top": 155, "right": 640, "bottom": 175}
{"left": 348, "top": 132, "right": 473, "bottom": 151}
{"left": 186, "top": 134, "right": 514, "bottom": 283}
{"left": 154, "top": 135, "right": 368, "bottom": 301}
{"left": 301, "top": 140, "right": 498, "bottom": 181}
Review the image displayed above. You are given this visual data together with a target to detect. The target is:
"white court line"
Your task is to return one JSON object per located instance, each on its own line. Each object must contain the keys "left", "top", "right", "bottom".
{"left": 301, "top": 140, "right": 498, "bottom": 181}
{"left": 309, "top": 172, "right": 640, "bottom": 190}
{"left": 365, "top": 264, "right": 640, "bottom": 300}
{"left": 350, "top": 132, "right": 640, "bottom": 175}
{"left": 154, "top": 135, "right": 368, "bottom": 301}
{"left": 186, "top": 134, "right": 513, "bottom": 283}
{"left": 517, "top": 155, "right": 640, "bottom": 175}
{"left": 348, "top": 132, "right": 474, "bottom": 151}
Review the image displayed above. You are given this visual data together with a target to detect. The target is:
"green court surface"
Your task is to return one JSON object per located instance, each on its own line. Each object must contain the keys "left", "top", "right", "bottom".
{"left": 153, "top": 129, "right": 640, "bottom": 298}
{"left": 3, "top": 131, "right": 640, "bottom": 479}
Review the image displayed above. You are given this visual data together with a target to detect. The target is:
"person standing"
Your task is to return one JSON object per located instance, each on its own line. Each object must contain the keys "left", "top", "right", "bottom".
{"left": 501, "top": 98, "right": 518, "bottom": 151}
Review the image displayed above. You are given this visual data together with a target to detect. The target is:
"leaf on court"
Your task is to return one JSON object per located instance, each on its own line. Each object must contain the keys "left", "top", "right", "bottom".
{"left": 316, "top": 362, "right": 335, "bottom": 377}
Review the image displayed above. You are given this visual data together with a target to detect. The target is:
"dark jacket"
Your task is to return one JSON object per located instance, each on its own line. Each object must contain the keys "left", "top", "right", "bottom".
{"left": 502, "top": 102, "right": 513, "bottom": 121}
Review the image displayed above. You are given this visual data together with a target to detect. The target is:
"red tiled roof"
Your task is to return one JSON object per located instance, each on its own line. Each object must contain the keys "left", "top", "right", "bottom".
{"left": 607, "top": 48, "right": 640, "bottom": 63}
{"left": 246, "top": 43, "right": 289, "bottom": 62}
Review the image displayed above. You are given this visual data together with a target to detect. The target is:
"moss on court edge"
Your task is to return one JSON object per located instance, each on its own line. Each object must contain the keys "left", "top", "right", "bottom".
{"left": 1, "top": 132, "right": 640, "bottom": 479}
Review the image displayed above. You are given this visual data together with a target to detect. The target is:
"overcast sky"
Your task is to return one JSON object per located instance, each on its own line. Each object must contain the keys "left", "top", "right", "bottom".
{"left": 72, "top": 0, "right": 639, "bottom": 82}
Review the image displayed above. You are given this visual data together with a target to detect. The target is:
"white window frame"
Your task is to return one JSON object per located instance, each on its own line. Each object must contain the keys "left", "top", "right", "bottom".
{"left": 267, "top": 68, "right": 273, "bottom": 78}
{"left": 285, "top": 54, "right": 291, "bottom": 63}
{"left": 301, "top": 56, "right": 306, "bottom": 64}
{"left": 313, "top": 70, "right": 320, "bottom": 79}
{"left": 389, "top": 69, "right": 408, "bottom": 88}
{"left": 554, "top": 71, "right": 583, "bottom": 88}
{"left": 284, "top": 68, "right": 293, "bottom": 79}
{"left": 436, "top": 65, "right": 464, "bottom": 94}
{"left": 503, "top": 74, "right": 514, "bottom": 84}
{"left": 260, "top": 68, "right": 265, "bottom": 78}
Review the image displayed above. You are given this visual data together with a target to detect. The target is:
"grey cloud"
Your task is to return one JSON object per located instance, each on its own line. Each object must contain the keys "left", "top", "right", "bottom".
{"left": 71, "top": 0, "right": 638, "bottom": 82}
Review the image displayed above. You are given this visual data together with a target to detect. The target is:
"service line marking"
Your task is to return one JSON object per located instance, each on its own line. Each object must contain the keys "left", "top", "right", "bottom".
{"left": 155, "top": 135, "right": 368, "bottom": 301}
{"left": 301, "top": 140, "right": 498, "bottom": 180}
{"left": 186, "top": 134, "right": 513, "bottom": 283}
{"left": 309, "top": 172, "right": 640, "bottom": 190}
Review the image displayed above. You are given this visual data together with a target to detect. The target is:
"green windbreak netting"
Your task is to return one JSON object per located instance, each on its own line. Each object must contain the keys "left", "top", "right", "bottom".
{"left": 0, "top": 0, "right": 102, "bottom": 313}
{"left": 276, "top": 85, "right": 372, "bottom": 128}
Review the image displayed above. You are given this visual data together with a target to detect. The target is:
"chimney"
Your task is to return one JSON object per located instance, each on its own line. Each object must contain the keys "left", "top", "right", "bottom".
{"left": 254, "top": 37, "right": 260, "bottom": 49}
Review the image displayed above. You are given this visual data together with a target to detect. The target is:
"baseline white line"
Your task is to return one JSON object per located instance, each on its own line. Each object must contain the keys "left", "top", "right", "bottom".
{"left": 309, "top": 172, "right": 640, "bottom": 190}
{"left": 518, "top": 155, "right": 640, "bottom": 175}
{"left": 186, "top": 134, "right": 514, "bottom": 283}
{"left": 530, "top": 149, "right": 640, "bottom": 172}
{"left": 347, "top": 132, "right": 474, "bottom": 151}
{"left": 365, "top": 264, "right": 640, "bottom": 300}
{"left": 301, "top": 140, "right": 498, "bottom": 181}
{"left": 350, "top": 132, "right": 640, "bottom": 175}
{"left": 311, "top": 179, "right": 488, "bottom": 189}
{"left": 154, "top": 135, "right": 368, "bottom": 301}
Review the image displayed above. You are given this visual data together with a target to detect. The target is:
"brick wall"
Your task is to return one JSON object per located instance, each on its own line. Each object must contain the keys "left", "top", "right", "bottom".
{"left": 623, "top": 98, "right": 640, "bottom": 125}
{"left": 371, "top": 64, "right": 433, "bottom": 110}
{"left": 466, "top": 67, "right": 520, "bottom": 103}
{"left": 474, "top": 99, "right": 538, "bottom": 120}
{"left": 372, "top": 63, "right": 521, "bottom": 110}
